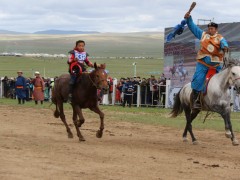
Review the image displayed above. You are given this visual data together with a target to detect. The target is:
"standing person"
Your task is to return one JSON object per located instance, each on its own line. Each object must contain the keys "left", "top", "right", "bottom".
{"left": 184, "top": 12, "right": 229, "bottom": 109}
{"left": 25, "top": 78, "right": 31, "bottom": 101}
{"left": 149, "top": 75, "right": 158, "bottom": 106}
{"left": 15, "top": 70, "right": 26, "bottom": 104}
{"left": 32, "top": 71, "right": 45, "bottom": 105}
{"left": 2, "top": 76, "right": 9, "bottom": 98}
{"left": 122, "top": 78, "right": 134, "bottom": 108}
{"left": 67, "top": 40, "right": 94, "bottom": 102}
{"left": 132, "top": 77, "right": 140, "bottom": 105}
{"left": 140, "top": 78, "right": 147, "bottom": 106}
{"left": 158, "top": 76, "right": 166, "bottom": 108}
{"left": 107, "top": 76, "right": 113, "bottom": 104}
{"left": 116, "top": 78, "right": 124, "bottom": 104}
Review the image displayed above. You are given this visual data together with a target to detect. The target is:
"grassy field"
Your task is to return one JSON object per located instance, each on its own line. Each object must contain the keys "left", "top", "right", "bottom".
{"left": 0, "top": 56, "right": 163, "bottom": 79}
{"left": 0, "top": 33, "right": 164, "bottom": 79}
{"left": 1, "top": 98, "right": 240, "bottom": 133}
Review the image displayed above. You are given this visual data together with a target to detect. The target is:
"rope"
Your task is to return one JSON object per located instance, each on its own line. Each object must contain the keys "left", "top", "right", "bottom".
{"left": 88, "top": 73, "right": 98, "bottom": 88}
{"left": 197, "top": 60, "right": 220, "bottom": 69}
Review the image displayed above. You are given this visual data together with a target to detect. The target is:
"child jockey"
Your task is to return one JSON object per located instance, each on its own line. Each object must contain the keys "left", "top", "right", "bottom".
{"left": 67, "top": 40, "right": 94, "bottom": 102}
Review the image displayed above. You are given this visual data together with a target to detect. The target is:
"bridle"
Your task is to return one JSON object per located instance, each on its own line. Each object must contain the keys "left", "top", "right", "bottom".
{"left": 88, "top": 70, "right": 107, "bottom": 89}
{"left": 233, "top": 77, "right": 240, "bottom": 82}
{"left": 88, "top": 72, "right": 99, "bottom": 88}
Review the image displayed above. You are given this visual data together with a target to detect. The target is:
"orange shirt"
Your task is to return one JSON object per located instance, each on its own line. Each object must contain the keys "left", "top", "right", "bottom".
{"left": 197, "top": 32, "right": 224, "bottom": 63}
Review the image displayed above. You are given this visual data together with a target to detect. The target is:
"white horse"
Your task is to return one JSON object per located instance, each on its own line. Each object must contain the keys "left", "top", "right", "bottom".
{"left": 170, "top": 59, "right": 240, "bottom": 146}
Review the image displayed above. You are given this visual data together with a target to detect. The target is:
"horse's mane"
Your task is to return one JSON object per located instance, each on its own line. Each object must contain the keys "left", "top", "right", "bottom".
{"left": 222, "top": 59, "right": 240, "bottom": 70}
{"left": 76, "top": 63, "right": 106, "bottom": 84}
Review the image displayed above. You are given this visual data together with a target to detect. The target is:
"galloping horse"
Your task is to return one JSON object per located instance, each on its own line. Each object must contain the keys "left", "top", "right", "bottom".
{"left": 52, "top": 63, "right": 108, "bottom": 141}
{"left": 170, "top": 59, "right": 240, "bottom": 146}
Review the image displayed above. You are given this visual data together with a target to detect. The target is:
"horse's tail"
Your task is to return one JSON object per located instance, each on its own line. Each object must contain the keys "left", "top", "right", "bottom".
{"left": 170, "top": 89, "right": 183, "bottom": 118}
{"left": 51, "top": 86, "right": 56, "bottom": 104}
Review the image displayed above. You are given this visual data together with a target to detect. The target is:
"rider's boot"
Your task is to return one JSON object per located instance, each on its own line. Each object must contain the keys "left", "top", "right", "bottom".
{"left": 192, "top": 89, "right": 201, "bottom": 110}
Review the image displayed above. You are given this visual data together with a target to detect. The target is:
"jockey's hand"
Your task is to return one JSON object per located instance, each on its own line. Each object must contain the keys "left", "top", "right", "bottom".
{"left": 74, "top": 58, "right": 78, "bottom": 62}
{"left": 223, "top": 47, "right": 229, "bottom": 53}
{"left": 184, "top": 12, "right": 190, "bottom": 19}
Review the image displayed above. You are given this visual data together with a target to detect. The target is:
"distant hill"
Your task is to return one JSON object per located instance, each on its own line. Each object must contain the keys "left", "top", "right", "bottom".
{"left": 0, "top": 30, "right": 27, "bottom": 34}
{"left": 33, "top": 29, "right": 100, "bottom": 35}
{"left": 0, "top": 29, "right": 100, "bottom": 35}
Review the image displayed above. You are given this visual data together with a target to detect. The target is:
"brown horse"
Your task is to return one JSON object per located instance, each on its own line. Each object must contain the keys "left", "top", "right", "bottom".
{"left": 52, "top": 63, "right": 108, "bottom": 141}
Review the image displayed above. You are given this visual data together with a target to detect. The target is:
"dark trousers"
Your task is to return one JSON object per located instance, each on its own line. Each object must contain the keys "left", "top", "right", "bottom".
{"left": 141, "top": 90, "right": 146, "bottom": 105}
{"left": 69, "top": 74, "right": 77, "bottom": 94}
{"left": 133, "top": 92, "right": 137, "bottom": 105}
{"left": 160, "top": 92, "right": 166, "bottom": 107}
{"left": 18, "top": 98, "right": 25, "bottom": 104}
{"left": 123, "top": 94, "right": 133, "bottom": 107}
{"left": 151, "top": 91, "right": 158, "bottom": 105}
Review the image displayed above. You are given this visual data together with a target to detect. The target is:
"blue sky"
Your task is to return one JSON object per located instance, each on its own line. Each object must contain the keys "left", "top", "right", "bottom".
{"left": 0, "top": 0, "right": 239, "bottom": 32}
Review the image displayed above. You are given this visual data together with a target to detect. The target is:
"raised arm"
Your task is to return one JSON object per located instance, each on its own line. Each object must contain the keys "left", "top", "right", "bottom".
{"left": 185, "top": 15, "right": 203, "bottom": 40}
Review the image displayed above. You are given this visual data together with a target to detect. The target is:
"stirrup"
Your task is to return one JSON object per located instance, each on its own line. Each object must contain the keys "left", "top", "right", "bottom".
{"left": 192, "top": 101, "right": 201, "bottom": 110}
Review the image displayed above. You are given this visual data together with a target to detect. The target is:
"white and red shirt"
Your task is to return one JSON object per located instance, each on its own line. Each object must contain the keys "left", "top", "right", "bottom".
{"left": 68, "top": 50, "right": 92, "bottom": 66}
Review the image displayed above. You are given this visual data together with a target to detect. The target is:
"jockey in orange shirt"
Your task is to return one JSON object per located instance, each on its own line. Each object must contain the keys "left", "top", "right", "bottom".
{"left": 184, "top": 12, "right": 229, "bottom": 110}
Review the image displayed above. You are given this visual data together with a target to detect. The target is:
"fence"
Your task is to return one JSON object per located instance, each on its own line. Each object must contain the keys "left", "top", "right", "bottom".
{"left": 1, "top": 77, "right": 240, "bottom": 111}
{"left": 101, "top": 79, "right": 171, "bottom": 108}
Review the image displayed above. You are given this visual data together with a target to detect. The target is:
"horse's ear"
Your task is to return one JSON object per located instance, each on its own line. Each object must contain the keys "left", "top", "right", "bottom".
{"left": 102, "top": 63, "right": 106, "bottom": 69}
{"left": 94, "top": 62, "right": 98, "bottom": 69}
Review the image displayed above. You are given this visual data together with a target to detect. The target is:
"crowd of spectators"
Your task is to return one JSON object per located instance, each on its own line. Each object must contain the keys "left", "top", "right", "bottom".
{"left": 1, "top": 73, "right": 56, "bottom": 103}
{"left": 2, "top": 72, "right": 240, "bottom": 110}
{"left": 1, "top": 72, "right": 167, "bottom": 107}
{"left": 114, "top": 73, "right": 167, "bottom": 107}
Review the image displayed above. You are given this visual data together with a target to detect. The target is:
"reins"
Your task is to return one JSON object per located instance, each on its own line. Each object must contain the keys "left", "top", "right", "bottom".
{"left": 88, "top": 72, "right": 98, "bottom": 88}
{"left": 233, "top": 77, "right": 240, "bottom": 81}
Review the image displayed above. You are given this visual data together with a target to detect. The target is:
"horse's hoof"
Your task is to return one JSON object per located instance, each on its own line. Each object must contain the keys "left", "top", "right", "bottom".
{"left": 183, "top": 137, "right": 188, "bottom": 142}
{"left": 232, "top": 139, "right": 239, "bottom": 146}
{"left": 77, "top": 122, "right": 82, "bottom": 127}
{"left": 68, "top": 133, "right": 73, "bottom": 138}
{"left": 79, "top": 137, "right": 86, "bottom": 141}
{"left": 192, "top": 140, "right": 199, "bottom": 145}
{"left": 96, "top": 130, "right": 103, "bottom": 138}
{"left": 225, "top": 131, "right": 232, "bottom": 139}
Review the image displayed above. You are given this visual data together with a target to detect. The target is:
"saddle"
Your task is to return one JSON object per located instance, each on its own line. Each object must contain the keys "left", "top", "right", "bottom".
{"left": 203, "top": 68, "right": 217, "bottom": 95}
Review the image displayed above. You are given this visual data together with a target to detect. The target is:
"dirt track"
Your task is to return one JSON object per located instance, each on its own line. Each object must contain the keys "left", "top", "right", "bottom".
{"left": 0, "top": 105, "right": 240, "bottom": 180}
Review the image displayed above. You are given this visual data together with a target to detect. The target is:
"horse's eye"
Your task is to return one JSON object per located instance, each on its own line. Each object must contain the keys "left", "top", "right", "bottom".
{"left": 232, "top": 72, "right": 236, "bottom": 76}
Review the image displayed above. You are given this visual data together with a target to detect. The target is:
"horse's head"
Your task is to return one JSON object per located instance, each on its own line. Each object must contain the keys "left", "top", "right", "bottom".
{"left": 227, "top": 59, "right": 240, "bottom": 93}
{"left": 90, "top": 63, "right": 108, "bottom": 91}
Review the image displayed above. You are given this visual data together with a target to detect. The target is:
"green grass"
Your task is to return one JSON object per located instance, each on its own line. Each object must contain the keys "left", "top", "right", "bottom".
{"left": 1, "top": 98, "right": 240, "bottom": 133}
{"left": 0, "top": 56, "right": 164, "bottom": 79}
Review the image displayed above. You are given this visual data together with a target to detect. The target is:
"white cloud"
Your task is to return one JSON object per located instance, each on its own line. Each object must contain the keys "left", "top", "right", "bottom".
{"left": 0, "top": 0, "right": 240, "bottom": 32}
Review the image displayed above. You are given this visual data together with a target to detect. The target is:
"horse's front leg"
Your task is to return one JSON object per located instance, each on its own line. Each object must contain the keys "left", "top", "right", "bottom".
{"left": 58, "top": 102, "right": 73, "bottom": 138}
{"left": 90, "top": 105, "right": 104, "bottom": 138}
{"left": 77, "top": 108, "right": 85, "bottom": 127}
{"left": 221, "top": 112, "right": 239, "bottom": 146}
{"left": 72, "top": 104, "right": 85, "bottom": 141}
